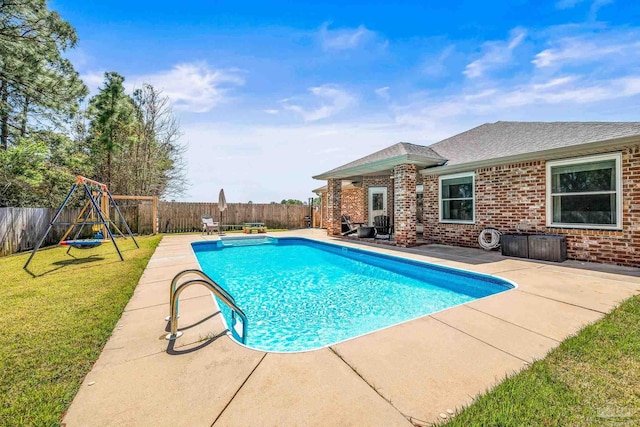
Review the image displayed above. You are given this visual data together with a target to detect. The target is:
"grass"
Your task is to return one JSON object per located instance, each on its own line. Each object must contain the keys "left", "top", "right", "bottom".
{"left": 0, "top": 235, "right": 162, "bottom": 426}
{"left": 445, "top": 295, "right": 640, "bottom": 426}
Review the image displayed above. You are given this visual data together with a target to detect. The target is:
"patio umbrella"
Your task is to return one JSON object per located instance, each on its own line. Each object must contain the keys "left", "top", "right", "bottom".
{"left": 218, "top": 189, "right": 227, "bottom": 235}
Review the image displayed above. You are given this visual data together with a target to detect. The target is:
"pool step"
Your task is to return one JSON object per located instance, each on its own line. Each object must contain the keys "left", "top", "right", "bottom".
{"left": 220, "top": 236, "right": 277, "bottom": 247}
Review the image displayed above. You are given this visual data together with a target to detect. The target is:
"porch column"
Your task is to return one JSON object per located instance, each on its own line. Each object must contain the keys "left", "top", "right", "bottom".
{"left": 393, "top": 164, "right": 417, "bottom": 247}
{"left": 326, "top": 179, "right": 342, "bottom": 236}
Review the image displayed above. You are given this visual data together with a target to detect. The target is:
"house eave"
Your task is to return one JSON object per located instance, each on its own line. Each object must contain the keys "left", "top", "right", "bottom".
{"left": 314, "top": 154, "right": 444, "bottom": 180}
{"left": 420, "top": 135, "right": 640, "bottom": 176}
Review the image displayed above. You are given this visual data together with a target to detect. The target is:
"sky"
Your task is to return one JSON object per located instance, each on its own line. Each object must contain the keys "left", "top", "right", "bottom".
{"left": 52, "top": 0, "right": 640, "bottom": 203}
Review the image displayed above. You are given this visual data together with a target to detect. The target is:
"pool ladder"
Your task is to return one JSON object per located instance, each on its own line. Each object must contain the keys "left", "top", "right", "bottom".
{"left": 165, "top": 269, "right": 247, "bottom": 343}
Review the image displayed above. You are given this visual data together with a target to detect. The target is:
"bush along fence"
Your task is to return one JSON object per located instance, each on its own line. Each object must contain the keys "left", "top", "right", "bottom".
{"left": 0, "top": 202, "right": 311, "bottom": 256}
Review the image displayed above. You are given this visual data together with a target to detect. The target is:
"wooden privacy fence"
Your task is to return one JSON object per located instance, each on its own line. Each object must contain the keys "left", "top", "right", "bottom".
{"left": 0, "top": 207, "right": 85, "bottom": 257}
{"left": 158, "top": 202, "right": 310, "bottom": 233}
{"left": 1, "top": 202, "right": 313, "bottom": 256}
{"left": 0, "top": 206, "right": 143, "bottom": 257}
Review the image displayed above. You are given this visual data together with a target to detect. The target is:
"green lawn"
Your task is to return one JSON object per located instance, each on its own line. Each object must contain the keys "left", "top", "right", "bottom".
{"left": 445, "top": 295, "right": 640, "bottom": 426}
{"left": 0, "top": 235, "right": 161, "bottom": 426}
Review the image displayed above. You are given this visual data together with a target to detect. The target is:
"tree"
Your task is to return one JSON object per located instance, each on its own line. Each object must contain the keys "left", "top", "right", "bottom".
{"left": 85, "top": 78, "right": 187, "bottom": 197}
{"left": 0, "top": 131, "right": 88, "bottom": 207}
{"left": 0, "top": 0, "right": 87, "bottom": 149}
{"left": 0, "top": 137, "right": 46, "bottom": 206}
{"left": 281, "top": 199, "right": 304, "bottom": 205}
{"left": 129, "top": 84, "right": 187, "bottom": 197}
{"left": 0, "top": 3, "right": 188, "bottom": 207}
{"left": 87, "top": 72, "right": 135, "bottom": 189}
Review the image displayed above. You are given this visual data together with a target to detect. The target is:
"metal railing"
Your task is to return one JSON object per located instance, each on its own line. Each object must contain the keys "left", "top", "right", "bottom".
{"left": 165, "top": 269, "right": 247, "bottom": 343}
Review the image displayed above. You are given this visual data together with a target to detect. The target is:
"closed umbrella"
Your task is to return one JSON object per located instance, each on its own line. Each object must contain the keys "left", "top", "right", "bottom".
{"left": 218, "top": 189, "right": 227, "bottom": 235}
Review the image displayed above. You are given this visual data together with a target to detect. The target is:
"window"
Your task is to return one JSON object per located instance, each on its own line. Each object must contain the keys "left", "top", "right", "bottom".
{"left": 546, "top": 153, "right": 622, "bottom": 229}
{"left": 439, "top": 173, "right": 474, "bottom": 223}
{"left": 372, "top": 193, "right": 384, "bottom": 210}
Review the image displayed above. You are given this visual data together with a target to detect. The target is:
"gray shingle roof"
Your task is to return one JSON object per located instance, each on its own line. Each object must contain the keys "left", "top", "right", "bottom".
{"left": 430, "top": 121, "right": 640, "bottom": 166}
{"left": 313, "top": 142, "right": 445, "bottom": 179}
{"left": 313, "top": 122, "right": 640, "bottom": 181}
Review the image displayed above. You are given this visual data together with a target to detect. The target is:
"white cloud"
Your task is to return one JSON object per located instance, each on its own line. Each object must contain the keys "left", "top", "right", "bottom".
{"left": 464, "top": 28, "right": 527, "bottom": 79}
{"left": 589, "top": 0, "right": 614, "bottom": 20}
{"left": 375, "top": 86, "right": 390, "bottom": 100}
{"left": 422, "top": 45, "right": 455, "bottom": 77}
{"left": 282, "top": 84, "right": 356, "bottom": 121}
{"left": 533, "top": 31, "right": 640, "bottom": 68}
{"left": 264, "top": 109, "right": 279, "bottom": 115}
{"left": 531, "top": 76, "right": 576, "bottom": 90}
{"left": 129, "top": 62, "right": 245, "bottom": 113}
{"left": 555, "top": 0, "right": 614, "bottom": 19}
{"left": 392, "top": 74, "right": 640, "bottom": 127}
{"left": 319, "top": 23, "right": 381, "bottom": 51}
{"left": 180, "top": 120, "right": 439, "bottom": 202}
{"left": 80, "top": 71, "right": 105, "bottom": 94}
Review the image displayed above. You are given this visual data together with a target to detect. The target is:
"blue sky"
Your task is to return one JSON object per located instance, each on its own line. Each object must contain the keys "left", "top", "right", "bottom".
{"left": 53, "top": 0, "right": 640, "bottom": 202}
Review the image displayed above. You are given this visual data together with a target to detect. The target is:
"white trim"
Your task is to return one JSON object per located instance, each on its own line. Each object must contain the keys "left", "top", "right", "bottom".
{"left": 439, "top": 172, "right": 475, "bottom": 224}
{"left": 545, "top": 152, "right": 623, "bottom": 230}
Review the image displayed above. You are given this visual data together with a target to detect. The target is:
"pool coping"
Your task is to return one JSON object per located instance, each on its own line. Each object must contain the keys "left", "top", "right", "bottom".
{"left": 192, "top": 236, "right": 519, "bottom": 355}
{"left": 62, "top": 229, "right": 640, "bottom": 426}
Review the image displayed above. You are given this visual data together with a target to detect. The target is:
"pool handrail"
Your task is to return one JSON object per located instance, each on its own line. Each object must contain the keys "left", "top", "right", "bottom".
{"left": 165, "top": 269, "right": 247, "bottom": 343}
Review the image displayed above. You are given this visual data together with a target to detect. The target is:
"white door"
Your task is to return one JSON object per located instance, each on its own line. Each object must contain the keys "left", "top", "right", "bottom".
{"left": 368, "top": 187, "right": 387, "bottom": 225}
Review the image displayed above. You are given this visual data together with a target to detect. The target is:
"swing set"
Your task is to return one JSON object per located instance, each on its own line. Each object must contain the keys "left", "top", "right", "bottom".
{"left": 23, "top": 176, "right": 139, "bottom": 269}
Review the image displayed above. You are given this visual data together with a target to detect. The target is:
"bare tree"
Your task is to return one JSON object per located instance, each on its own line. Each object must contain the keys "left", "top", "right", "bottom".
{"left": 127, "top": 84, "right": 187, "bottom": 197}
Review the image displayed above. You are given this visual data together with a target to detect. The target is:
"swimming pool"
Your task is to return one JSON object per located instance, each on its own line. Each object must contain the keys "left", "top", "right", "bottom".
{"left": 192, "top": 237, "right": 515, "bottom": 352}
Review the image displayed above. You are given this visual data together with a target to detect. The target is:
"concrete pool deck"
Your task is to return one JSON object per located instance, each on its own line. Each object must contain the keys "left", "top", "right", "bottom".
{"left": 62, "top": 230, "right": 640, "bottom": 427}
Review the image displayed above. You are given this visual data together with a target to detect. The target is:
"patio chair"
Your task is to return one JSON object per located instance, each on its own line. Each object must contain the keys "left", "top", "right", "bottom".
{"left": 373, "top": 215, "right": 393, "bottom": 240}
{"left": 341, "top": 215, "right": 360, "bottom": 236}
{"left": 202, "top": 215, "right": 220, "bottom": 234}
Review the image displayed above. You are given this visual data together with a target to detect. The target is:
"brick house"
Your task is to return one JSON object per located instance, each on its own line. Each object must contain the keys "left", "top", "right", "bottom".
{"left": 313, "top": 121, "right": 640, "bottom": 267}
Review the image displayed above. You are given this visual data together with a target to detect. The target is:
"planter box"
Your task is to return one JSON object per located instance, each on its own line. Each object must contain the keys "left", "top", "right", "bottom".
{"left": 501, "top": 234, "right": 529, "bottom": 258}
{"left": 528, "top": 235, "right": 567, "bottom": 262}
{"left": 357, "top": 226, "right": 375, "bottom": 238}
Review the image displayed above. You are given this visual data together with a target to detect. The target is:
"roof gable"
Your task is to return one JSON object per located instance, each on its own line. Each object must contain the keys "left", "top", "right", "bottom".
{"left": 313, "top": 142, "right": 445, "bottom": 180}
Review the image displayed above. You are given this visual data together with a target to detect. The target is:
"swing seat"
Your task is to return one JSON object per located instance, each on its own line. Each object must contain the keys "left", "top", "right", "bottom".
{"left": 60, "top": 239, "right": 104, "bottom": 249}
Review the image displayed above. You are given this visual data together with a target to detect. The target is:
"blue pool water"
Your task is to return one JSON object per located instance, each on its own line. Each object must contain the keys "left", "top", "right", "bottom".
{"left": 192, "top": 237, "right": 514, "bottom": 352}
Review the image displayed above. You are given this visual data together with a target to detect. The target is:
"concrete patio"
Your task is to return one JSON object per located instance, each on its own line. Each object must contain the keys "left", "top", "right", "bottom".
{"left": 62, "top": 229, "right": 640, "bottom": 427}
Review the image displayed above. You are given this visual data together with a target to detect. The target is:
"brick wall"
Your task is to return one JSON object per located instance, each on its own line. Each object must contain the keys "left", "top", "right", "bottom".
{"left": 326, "top": 178, "right": 342, "bottom": 236}
{"left": 342, "top": 187, "right": 366, "bottom": 224}
{"left": 320, "top": 192, "right": 328, "bottom": 228}
{"left": 363, "top": 176, "right": 394, "bottom": 225}
{"left": 394, "top": 164, "right": 417, "bottom": 247}
{"left": 318, "top": 187, "right": 365, "bottom": 228}
{"left": 423, "top": 145, "right": 640, "bottom": 267}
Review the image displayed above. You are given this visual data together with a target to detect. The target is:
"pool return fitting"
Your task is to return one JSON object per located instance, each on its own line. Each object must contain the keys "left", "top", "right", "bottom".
{"left": 166, "top": 269, "right": 247, "bottom": 343}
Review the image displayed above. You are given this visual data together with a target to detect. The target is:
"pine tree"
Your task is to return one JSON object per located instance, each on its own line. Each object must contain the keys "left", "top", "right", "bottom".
{"left": 87, "top": 72, "right": 135, "bottom": 189}
{"left": 0, "top": 0, "right": 87, "bottom": 149}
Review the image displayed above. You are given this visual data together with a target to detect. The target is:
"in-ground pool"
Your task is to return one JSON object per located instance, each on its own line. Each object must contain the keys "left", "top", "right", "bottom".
{"left": 192, "top": 237, "right": 515, "bottom": 352}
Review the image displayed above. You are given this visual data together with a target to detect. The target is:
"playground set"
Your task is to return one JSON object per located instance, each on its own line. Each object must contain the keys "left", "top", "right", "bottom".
{"left": 23, "top": 176, "right": 139, "bottom": 269}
